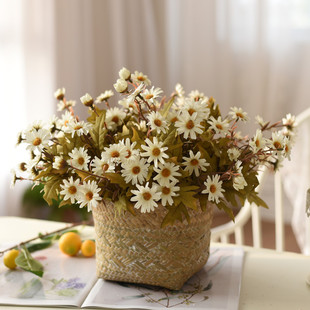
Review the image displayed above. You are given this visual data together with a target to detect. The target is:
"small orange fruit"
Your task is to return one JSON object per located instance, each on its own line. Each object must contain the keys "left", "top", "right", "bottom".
{"left": 3, "top": 249, "right": 20, "bottom": 269}
{"left": 58, "top": 232, "right": 82, "bottom": 256}
{"left": 81, "top": 240, "right": 96, "bottom": 257}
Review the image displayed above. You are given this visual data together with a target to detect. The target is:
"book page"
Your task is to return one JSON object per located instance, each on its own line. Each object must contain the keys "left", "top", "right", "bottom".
{"left": 0, "top": 243, "right": 97, "bottom": 307}
{"left": 82, "top": 247, "right": 244, "bottom": 310}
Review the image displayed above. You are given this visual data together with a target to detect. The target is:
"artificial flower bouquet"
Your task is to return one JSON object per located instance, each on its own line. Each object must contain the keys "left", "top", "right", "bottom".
{"left": 13, "top": 67, "right": 295, "bottom": 289}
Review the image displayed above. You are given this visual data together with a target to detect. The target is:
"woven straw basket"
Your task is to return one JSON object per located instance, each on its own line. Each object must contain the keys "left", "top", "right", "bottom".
{"left": 92, "top": 200, "right": 213, "bottom": 290}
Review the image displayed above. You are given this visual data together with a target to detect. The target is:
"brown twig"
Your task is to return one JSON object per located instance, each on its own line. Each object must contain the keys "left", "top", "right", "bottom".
{"left": 0, "top": 219, "right": 93, "bottom": 257}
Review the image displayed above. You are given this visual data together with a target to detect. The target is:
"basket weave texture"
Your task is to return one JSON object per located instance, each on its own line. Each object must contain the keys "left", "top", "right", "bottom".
{"left": 92, "top": 200, "right": 213, "bottom": 290}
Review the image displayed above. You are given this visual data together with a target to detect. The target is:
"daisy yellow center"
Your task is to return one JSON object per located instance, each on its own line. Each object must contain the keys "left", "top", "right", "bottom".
{"left": 188, "top": 108, "right": 196, "bottom": 116}
{"left": 64, "top": 120, "right": 69, "bottom": 127}
{"left": 216, "top": 124, "right": 223, "bottom": 130}
{"left": 162, "top": 187, "right": 171, "bottom": 195}
{"left": 186, "top": 120, "right": 195, "bottom": 130}
{"left": 145, "top": 94, "right": 154, "bottom": 100}
{"left": 125, "top": 150, "right": 132, "bottom": 158}
{"left": 33, "top": 137, "right": 42, "bottom": 146}
{"left": 20, "top": 162, "right": 27, "bottom": 172}
{"left": 190, "top": 159, "right": 199, "bottom": 166}
{"left": 85, "top": 191, "right": 93, "bottom": 201}
{"left": 132, "top": 166, "right": 141, "bottom": 175}
{"left": 152, "top": 147, "right": 161, "bottom": 156}
{"left": 78, "top": 157, "right": 85, "bottom": 165}
{"left": 112, "top": 116, "right": 119, "bottom": 123}
{"left": 170, "top": 117, "right": 178, "bottom": 123}
{"left": 154, "top": 119, "right": 162, "bottom": 127}
{"left": 143, "top": 192, "right": 152, "bottom": 201}
{"left": 102, "top": 163, "right": 109, "bottom": 171}
{"left": 255, "top": 139, "right": 260, "bottom": 147}
{"left": 137, "top": 76, "right": 145, "bottom": 81}
{"left": 236, "top": 112, "right": 244, "bottom": 118}
{"left": 273, "top": 141, "right": 282, "bottom": 149}
{"left": 210, "top": 184, "right": 217, "bottom": 193}
{"left": 68, "top": 186, "right": 77, "bottom": 195}
{"left": 74, "top": 125, "right": 83, "bottom": 130}
{"left": 111, "top": 151, "right": 120, "bottom": 158}
{"left": 162, "top": 168, "right": 171, "bottom": 177}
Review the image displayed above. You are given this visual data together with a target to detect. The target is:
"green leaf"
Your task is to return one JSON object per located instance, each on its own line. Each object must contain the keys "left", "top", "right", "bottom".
{"left": 161, "top": 96, "right": 175, "bottom": 117}
{"left": 131, "top": 127, "right": 144, "bottom": 148}
{"left": 89, "top": 110, "right": 107, "bottom": 154}
{"left": 217, "top": 201, "right": 235, "bottom": 221}
{"left": 174, "top": 187, "right": 199, "bottom": 210}
{"left": 43, "top": 177, "right": 63, "bottom": 206}
{"left": 26, "top": 241, "right": 52, "bottom": 253}
{"left": 15, "top": 246, "right": 44, "bottom": 277}
{"left": 103, "top": 172, "right": 127, "bottom": 188}
{"left": 162, "top": 128, "right": 177, "bottom": 147}
{"left": 247, "top": 192, "right": 269, "bottom": 209}
{"left": 161, "top": 203, "right": 190, "bottom": 228}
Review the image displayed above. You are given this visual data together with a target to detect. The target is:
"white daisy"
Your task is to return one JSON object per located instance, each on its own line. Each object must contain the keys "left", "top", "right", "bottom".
{"left": 120, "top": 138, "right": 139, "bottom": 161}
{"left": 105, "top": 107, "right": 127, "bottom": 131}
{"left": 121, "top": 157, "right": 149, "bottom": 185}
{"left": 153, "top": 162, "right": 181, "bottom": 186}
{"left": 175, "top": 83, "right": 185, "bottom": 97}
{"left": 60, "top": 177, "right": 81, "bottom": 204}
{"left": 91, "top": 154, "right": 115, "bottom": 175}
{"left": 118, "top": 98, "right": 139, "bottom": 113}
{"left": 130, "top": 182, "right": 161, "bottom": 213}
{"left": 255, "top": 115, "right": 268, "bottom": 127}
{"left": 54, "top": 87, "right": 65, "bottom": 100}
{"left": 127, "top": 83, "right": 145, "bottom": 102}
{"left": 80, "top": 93, "right": 94, "bottom": 107}
{"left": 229, "top": 107, "right": 249, "bottom": 122}
{"left": 182, "top": 151, "right": 209, "bottom": 177}
{"left": 249, "top": 129, "right": 266, "bottom": 153}
{"left": 119, "top": 67, "right": 131, "bottom": 80}
{"left": 141, "top": 137, "right": 169, "bottom": 168}
{"left": 26, "top": 120, "right": 45, "bottom": 132}
{"left": 134, "top": 120, "right": 148, "bottom": 132}
{"left": 167, "top": 111, "right": 180, "bottom": 124}
{"left": 113, "top": 78, "right": 128, "bottom": 93}
{"left": 175, "top": 111, "right": 204, "bottom": 140}
{"left": 272, "top": 131, "right": 285, "bottom": 151}
{"left": 52, "top": 156, "right": 67, "bottom": 170}
{"left": 66, "top": 120, "right": 92, "bottom": 137}
{"left": 142, "top": 86, "right": 163, "bottom": 104}
{"left": 183, "top": 98, "right": 210, "bottom": 120}
{"left": 188, "top": 90, "right": 207, "bottom": 101}
{"left": 208, "top": 116, "right": 230, "bottom": 136}
{"left": 102, "top": 143, "right": 126, "bottom": 164}
{"left": 95, "top": 90, "right": 114, "bottom": 103}
{"left": 78, "top": 180, "right": 102, "bottom": 211}
{"left": 59, "top": 111, "right": 75, "bottom": 132}
{"left": 233, "top": 174, "right": 248, "bottom": 191}
{"left": 282, "top": 113, "right": 296, "bottom": 130}
{"left": 202, "top": 174, "right": 225, "bottom": 204}
{"left": 131, "top": 71, "right": 151, "bottom": 86}
{"left": 147, "top": 111, "right": 168, "bottom": 134}
{"left": 24, "top": 128, "right": 51, "bottom": 152}
{"left": 68, "top": 147, "right": 91, "bottom": 170}
{"left": 159, "top": 183, "right": 180, "bottom": 206}
{"left": 227, "top": 148, "right": 241, "bottom": 161}
{"left": 283, "top": 136, "right": 292, "bottom": 160}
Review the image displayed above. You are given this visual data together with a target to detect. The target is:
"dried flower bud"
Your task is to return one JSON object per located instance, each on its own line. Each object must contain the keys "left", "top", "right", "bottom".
{"left": 54, "top": 88, "right": 66, "bottom": 100}
{"left": 119, "top": 67, "right": 131, "bottom": 80}
{"left": 80, "top": 93, "right": 93, "bottom": 107}
{"left": 113, "top": 79, "right": 128, "bottom": 93}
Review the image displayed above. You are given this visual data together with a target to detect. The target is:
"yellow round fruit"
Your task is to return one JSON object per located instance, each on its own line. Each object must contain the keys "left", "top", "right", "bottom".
{"left": 3, "top": 249, "right": 19, "bottom": 270}
{"left": 81, "top": 240, "right": 96, "bottom": 257}
{"left": 58, "top": 232, "right": 82, "bottom": 256}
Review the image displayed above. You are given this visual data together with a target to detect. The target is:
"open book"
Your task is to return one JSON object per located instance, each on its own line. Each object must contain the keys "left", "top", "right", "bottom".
{"left": 0, "top": 245, "right": 243, "bottom": 310}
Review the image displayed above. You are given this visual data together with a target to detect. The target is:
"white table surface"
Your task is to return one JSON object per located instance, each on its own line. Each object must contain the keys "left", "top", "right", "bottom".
{"left": 0, "top": 216, "right": 310, "bottom": 310}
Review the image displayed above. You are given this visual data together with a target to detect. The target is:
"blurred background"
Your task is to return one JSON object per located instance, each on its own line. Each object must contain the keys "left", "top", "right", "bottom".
{"left": 1, "top": 0, "right": 310, "bottom": 249}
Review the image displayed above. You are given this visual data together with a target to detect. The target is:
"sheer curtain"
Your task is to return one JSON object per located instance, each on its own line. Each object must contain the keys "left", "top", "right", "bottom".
{"left": 2, "top": 0, "right": 310, "bottom": 251}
